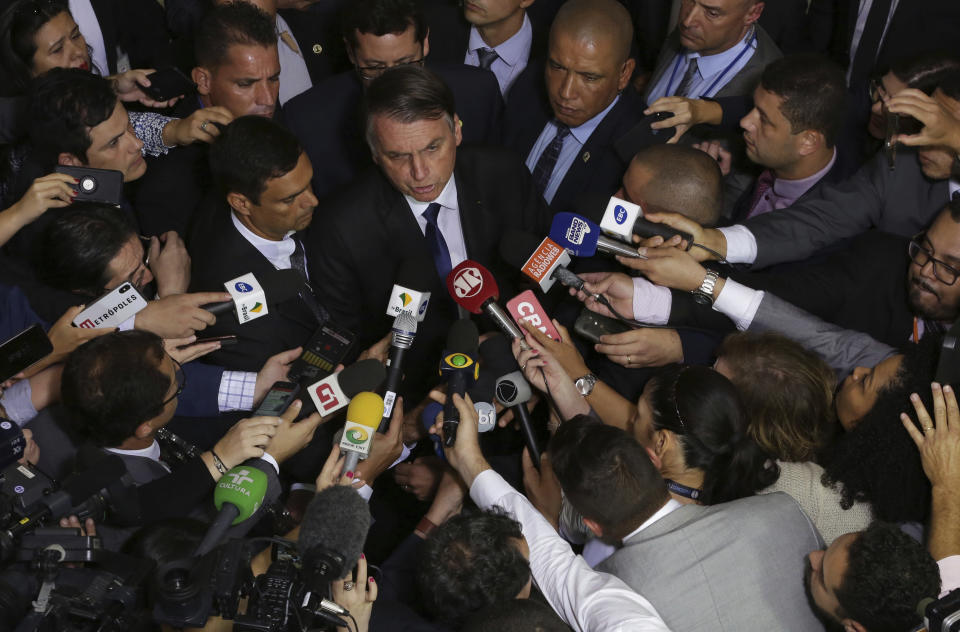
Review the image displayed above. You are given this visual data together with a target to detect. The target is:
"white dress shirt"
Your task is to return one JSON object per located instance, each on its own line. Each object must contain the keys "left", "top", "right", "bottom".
{"left": 464, "top": 13, "right": 533, "bottom": 98}
{"left": 628, "top": 275, "right": 764, "bottom": 332}
{"left": 276, "top": 14, "right": 313, "bottom": 105}
{"left": 231, "top": 212, "right": 297, "bottom": 272}
{"left": 471, "top": 468, "right": 671, "bottom": 632}
{"left": 70, "top": 0, "right": 109, "bottom": 75}
{"left": 405, "top": 176, "right": 468, "bottom": 268}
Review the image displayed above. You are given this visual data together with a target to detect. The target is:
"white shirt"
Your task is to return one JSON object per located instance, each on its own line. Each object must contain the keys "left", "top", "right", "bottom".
{"left": 276, "top": 14, "right": 313, "bottom": 105}
{"left": 231, "top": 212, "right": 297, "bottom": 272}
{"left": 628, "top": 275, "right": 764, "bottom": 331}
{"left": 405, "top": 176, "right": 468, "bottom": 268}
{"left": 471, "top": 468, "right": 671, "bottom": 632}
{"left": 464, "top": 13, "right": 532, "bottom": 98}
{"left": 70, "top": 0, "right": 109, "bottom": 75}
{"left": 107, "top": 439, "right": 281, "bottom": 474}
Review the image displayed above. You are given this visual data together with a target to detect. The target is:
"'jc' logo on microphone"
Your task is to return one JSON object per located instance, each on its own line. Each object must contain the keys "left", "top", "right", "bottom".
{"left": 314, "top": 383, "right": 340, "bottom": 412}
{"left": 614, "top": 205, "right": 628, "bottom": 224}
{"left": 451, "top": 267, "right": 483, "bottom": 298}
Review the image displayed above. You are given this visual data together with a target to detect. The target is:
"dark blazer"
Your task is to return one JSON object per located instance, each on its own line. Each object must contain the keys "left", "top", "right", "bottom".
{"left": 278, "top": 4, "right": 351, "bottom": 84}
{"left": 187, "top": 203, "right": 323, "bottom": 372}
{"left": 307, "top": 145, "right": 551, "bottom": 398}
{"left": 502, "top": 63, "right": 646, "bottom": 213}
{"left": 90, "top": 0, "right": 173, "bottom": 73}
{"left": 131, "top": 143, "right": 211, "bottom": 238}
{"left": 422, "top": 3, "right": 549, "bottom": 69}
{"left": 285, "top": 61, "right": 503, "bottom": 201}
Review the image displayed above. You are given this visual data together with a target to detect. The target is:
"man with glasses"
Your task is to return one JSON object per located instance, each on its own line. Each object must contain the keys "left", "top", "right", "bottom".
{"left": 285, "top": 0, "right": 503, "bottom": 200}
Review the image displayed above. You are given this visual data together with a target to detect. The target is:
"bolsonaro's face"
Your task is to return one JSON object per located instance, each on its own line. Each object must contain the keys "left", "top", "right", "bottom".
{"left": 369, "top": 113, "right": 462, "bottom": 203}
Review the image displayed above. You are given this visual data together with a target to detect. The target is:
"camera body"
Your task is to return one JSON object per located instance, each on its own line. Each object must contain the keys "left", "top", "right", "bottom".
{"left": 923, "top": 588, "right": 960, "bottom": 632}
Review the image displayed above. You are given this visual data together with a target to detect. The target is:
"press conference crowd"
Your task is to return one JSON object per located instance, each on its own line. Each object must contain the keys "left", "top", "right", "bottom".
{"left": 3, "top": 0, "right": 960, "bottom": 629}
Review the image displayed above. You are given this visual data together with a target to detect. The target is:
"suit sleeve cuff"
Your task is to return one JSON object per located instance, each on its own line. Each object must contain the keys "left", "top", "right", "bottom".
{"left": 717, "top": 225, "right": 758, "bottom": 264}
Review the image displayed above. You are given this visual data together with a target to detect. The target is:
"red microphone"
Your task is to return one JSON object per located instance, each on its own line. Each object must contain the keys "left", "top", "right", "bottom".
{"left": 446, "top": 260, "right": 530, "bottom": 348}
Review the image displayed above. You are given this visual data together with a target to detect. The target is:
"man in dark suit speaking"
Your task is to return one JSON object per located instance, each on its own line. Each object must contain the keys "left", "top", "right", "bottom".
{"left": 309, "top": 65, "right": 549, "bottom": 396}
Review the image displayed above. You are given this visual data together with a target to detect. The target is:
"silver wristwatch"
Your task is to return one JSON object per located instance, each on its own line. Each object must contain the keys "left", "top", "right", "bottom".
{"left": 692, "top": 269, "right": 720, "bottom": 306}
{"left": 575, "top": 373, "right": 598, "bottom": 396}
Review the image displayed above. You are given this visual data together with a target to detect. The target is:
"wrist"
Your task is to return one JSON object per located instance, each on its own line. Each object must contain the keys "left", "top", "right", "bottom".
{"left": 161, "top": 119, "right": 181, "bottom": 146}
{"left": 455, "top": 456, "right": 490, "bottom": 488}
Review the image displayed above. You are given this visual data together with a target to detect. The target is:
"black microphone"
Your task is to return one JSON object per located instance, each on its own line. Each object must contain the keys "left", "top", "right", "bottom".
{"left": 202, "top": 268, "right": 303, "bottom": 316}
{"left": 439, "top": 319, "right": 480, "bottom": 446}
{"left": 304, "top": 358, "right": 386, "bottom": 417}
{"left": 299, "top": 485, "right": 371, "bottom": 590}
{"left": 378, "top": 309, "right": 417, "bottom": 433}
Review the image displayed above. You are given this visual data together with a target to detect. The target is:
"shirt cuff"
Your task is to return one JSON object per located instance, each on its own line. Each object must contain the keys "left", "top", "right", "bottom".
{"left": 128, "top": 111, "right": 176, "bottom": 157}
{"left": 717, "top": 225, "right": 758, "bottom": 264}
{"left": 218, "top": 371, "right": 257, "bottom": 412}
{"left": 938, "top": 555, "right": 960, "bottom": 597}
{"left": 712, "top": 278, "right": 764, "bottom": 330}
{"left": 631, "top": 277, "right": 671, "bottom": 324}
{"left": 356, "top": 484, "right": 374, "bottom": 502}
{"left": 260, "top": 451, "right": 280, "bottom": 474}
{"left": 0, "top": 379, "right": 37, "bottom": 425}
{"left": 118, "top": 315, "right": 136, "bottom": 331}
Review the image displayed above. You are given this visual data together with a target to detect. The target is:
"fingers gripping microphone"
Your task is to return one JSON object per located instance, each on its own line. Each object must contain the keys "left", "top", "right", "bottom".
{"left": 203, "top": 268, "right": 303, "bottom": 323}
{"left": 445, "top": 260, "right": 529, "bottom": 348}
{"left": 599, "top": 196, "right": 693, "bottom": 245}
{"left": 307, "top": 358, "right": 386, "bottom": 417}
{"left": 495, "top": 371, "right": 540, "bottom": 468}
{"left": 439, "top": 319, "right": 480, "bottom": 446}
{"left": 340, "top": 392, "right": 385, "bottom": 475}
{"left": 194, "top": 465, "right": 268, "bottom": 556}
{"left": 550, "top": 212, "right": 641, "bottom": 259}
{"left": 378, "top": 309, "right": 417, "bottom": 433}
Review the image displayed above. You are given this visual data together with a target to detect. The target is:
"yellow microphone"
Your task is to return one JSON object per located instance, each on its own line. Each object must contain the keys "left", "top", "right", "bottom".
{"left": 340, "top": 392, "right": 385, "bottom": 474}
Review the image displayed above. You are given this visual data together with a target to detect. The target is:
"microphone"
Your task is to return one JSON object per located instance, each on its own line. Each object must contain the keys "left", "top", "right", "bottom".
{"left": 445, "top": 260, "right": 529, "bottom": 346}
{"left": 299, "top": 485, "right": 371, "bottom": 589}
{"left": 438, "top": 319, "right": 479, "bottom": 446}
{"left": 194, "top": 464, "right": 268, "bottom": 556}
{"left": 340, "top": 392, "right": 385, "bottom": 475}
{"left": 378, "top": 309, "right": 417, "bottom": 433}
{"left": 385, "top": 257, "right": 434, "bottom": 322}
{"left": 306, "top": 358, "right": 386, "bottom": 417}
{"left": 203, "top": 268, "right": 303, "bottom": 323}
{"left": 495, "top": 371, "right": 540, "bottom": 468}
{"left": 506, "top": 290, "right": 562, "bottom": 341}
{"left": 500, "top": 231, "right": 589, "bottom": 296}
{"left": 550, "top": 212, "right": 641, "bottom": 259}
{"left": 599, "top": 196, "right": 693, "bottom": 245}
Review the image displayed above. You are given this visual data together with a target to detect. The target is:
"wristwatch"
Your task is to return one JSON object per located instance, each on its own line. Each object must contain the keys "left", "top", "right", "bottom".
{"left": 691, "top": 269, "right": 720, "bottom": 306}
{"left": 574, "top": 373, "right": 598, "bottom": 396}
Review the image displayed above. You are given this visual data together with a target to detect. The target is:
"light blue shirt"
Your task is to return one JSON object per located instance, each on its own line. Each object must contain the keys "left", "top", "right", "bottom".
{"left": 646, "top": 28, "right": 758, "bottom": 103}
{"left": 464, "top": 13, "right": 533, "bottom": 98}
{"left": 525, "top": 95, "right": 620, "bottom": 204}
{"left": 405, "top": 176, "right": 468, "bottom": 269}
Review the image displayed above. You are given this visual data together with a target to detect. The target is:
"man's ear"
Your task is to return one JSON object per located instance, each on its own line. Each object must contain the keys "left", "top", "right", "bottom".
{"left": 745, "top": 1, "right": 764, "bottom": 25}
{"left": 453, "top": 113, "right": 463, "bottom": 146}
{"left": 423, "top": 28, "right": 430, "bottom": 58}
{"left": 582, "top": 517, "right": 604, "bottom": 539}
{"left": 227, "top": 191, "right": 252, "bottom": 216}
{"left": 644, "top": 445, "right": 663, "bottom": 470}
{"left": 134, "top": 420, "right": 155, "bottom": 440}
{"left": 58, "top": 152, "right": 83, "bottom": 167}
{"left": 344, "top": 37, "right": 356, "bottom": 66}
{"left": 797, "top": 129, "right": 824, "bottom": 157}
{"left": 192, "top": 66, "right": 211, "bottom": 97}
{"left": 617, "top": 58, "right": 637, "bottom": 92}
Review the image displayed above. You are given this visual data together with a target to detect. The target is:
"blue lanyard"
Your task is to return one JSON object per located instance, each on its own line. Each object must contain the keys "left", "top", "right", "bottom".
{"left": 665, "top": 29, "right": 757, "bottom": 99}
{"left": 666, "top": 479, "right": 701, "bottom": 501}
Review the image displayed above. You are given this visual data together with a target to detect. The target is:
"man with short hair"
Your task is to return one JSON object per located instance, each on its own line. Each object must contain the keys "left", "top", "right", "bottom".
{"left": 503, "top": 0, "right": 643, "bottom": 212}
{"left": 285, "top": 0, "right": 503, "bottom": 200}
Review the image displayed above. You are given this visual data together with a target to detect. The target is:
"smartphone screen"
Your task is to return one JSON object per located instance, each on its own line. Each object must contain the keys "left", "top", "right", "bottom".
{"left": 0, "top": 324, "right": 53, "bottom": 382}
{"left": 254, "top": 382, "right": 300, "bottom": 416}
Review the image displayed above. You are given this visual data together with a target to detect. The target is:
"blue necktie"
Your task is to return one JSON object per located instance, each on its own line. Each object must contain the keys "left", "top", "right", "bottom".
{"left": 422, "top": 202, "right": 452, "bottom": 280}
{"left": 532, "top": 123, "right": 570, "bottom": 196}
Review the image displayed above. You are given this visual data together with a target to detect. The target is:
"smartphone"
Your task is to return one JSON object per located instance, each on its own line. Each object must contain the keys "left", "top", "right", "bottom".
{"left": 194, "top": 334, "right": 238, "bottom": 346}
{"left": 615, "top": 111, "right": 673, "bottom": 162}
{"left": 139, "top": 67, "right": 195, "bottom": 102}
{"left": 884, "top": 112, "right": 922, "bottom": 170}
{"left": 288, "top": 322, "right": 356, "bottom": 383}
{"left": 55, "top": 166, "right": 123, "bottom": 206}
{"left": 0, "top": 325, "right": 53, "bottom": 382}
{"left": 254, "top": 381, "right": 301, "bottom": 417}
{"left": 573, "top": 308, "right": 631, "bottom": 344}
{"left": 72, "top": 282, "right": 147, "bottom": 329}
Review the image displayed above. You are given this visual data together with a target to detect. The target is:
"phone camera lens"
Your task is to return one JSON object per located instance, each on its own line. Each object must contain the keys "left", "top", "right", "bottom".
{"left": 79, "top": 176, "right": 97, "bottom": 193}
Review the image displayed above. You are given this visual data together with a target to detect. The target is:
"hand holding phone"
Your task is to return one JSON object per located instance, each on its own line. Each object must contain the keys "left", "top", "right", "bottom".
{"left": 0, "top": 325, "right": 53, "bottom": 382}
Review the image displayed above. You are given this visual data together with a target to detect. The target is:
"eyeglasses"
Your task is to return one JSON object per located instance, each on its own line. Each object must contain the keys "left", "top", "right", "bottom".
{"left": 869, "top": 77, "right": 889, "bottom": 105}
{"left": 908, "top": 234, "right": 960, "bottom": 285}
{"left": 139, "top": 235, "right": 152, "bottom": 269}
{"left": 160, "top": 359, "right": 186, "bottom": 408}
{"left": 354, "top": 57, "right": 425, "bottom": 81}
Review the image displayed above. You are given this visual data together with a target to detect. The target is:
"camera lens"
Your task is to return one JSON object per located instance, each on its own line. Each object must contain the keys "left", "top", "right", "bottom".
{"left": 79, "top": 176, "right": 97, "bottom": 194}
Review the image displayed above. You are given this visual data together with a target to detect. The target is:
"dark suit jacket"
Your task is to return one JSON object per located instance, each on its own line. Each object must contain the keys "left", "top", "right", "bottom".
{"left": 278, "top": 4, "right": 351, "bottom": 84}
{"left": 307, "top": 145, "right": 551, "bottom": 398}
{"left": 422, "top": 3, "right": 549, "bottom": 69}
{"left": 502, "top": 63, "right": 646, "bottom": 213}
{"left": 91, "top": 0, "right": 173, "bottom": 73}
{"left": 131, "top": 143, "right": 211, "bottom": 238}
{"left": 187, "top": 203, "right": 323, "bottom": 372}
{"left": 285, "top": 61, "right": 503, "bottom": 201}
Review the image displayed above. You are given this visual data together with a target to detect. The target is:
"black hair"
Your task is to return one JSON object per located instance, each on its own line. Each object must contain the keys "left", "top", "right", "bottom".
{"left": 549, "top": 415, "right": 669, "bottom": 543}
{"left": 194, "top": 1, "right": 276, "bottom": 70}
{"left": 61, "top": 330, "right": 171, "bottom": 448}
{"left": 417, "top": 508, "right": 530, "bottom": 627}
{"left": 27, "top": 67, "right": 116, "bottom": 165}
{"left": 823, "top": 335, "right": 942, "bottom": 522}
{"left": 759, "top": 54, "right": 847, "bottom": 148}
{"left": 835, "top": 522, "right": 941, "bottom": 631}
{"left": 888, "top": 51, "right": 960, "bottom": 96}
{"left": 37, "top": 205, "right": 136, "bottom": 296}
{"left": 0, "top": 0, "right": 71, "bottom": 97}
{"left": 362, "top": 65, "right": 455, "bottom": 150}
{"left": 340, "top": 0, "right": 427, "bottom": 52}
{"left": 209, "top": 115, "right": 302, "bottom": 204}
{"left": 461, "top": 599, "right": 570, "bottom": 632}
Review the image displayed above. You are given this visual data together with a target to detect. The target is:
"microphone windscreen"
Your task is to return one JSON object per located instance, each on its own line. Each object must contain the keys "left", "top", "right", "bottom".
{"left": 550, "top": 213, "right": 600, "bottom": 257}
{"left": 337, "top": 359, "right": 387, "bottom": 397}
{"left": 446, "top": 318, "right": 479, "bottom": 355}
{"left": 499, "top": 230, "right": 542, "bottom": 270}
{"left": 214, "top": 465, "right": 268, "bottom": 523}
{"left": 299, "top": 485, "right": 371, "bottom": 581}
{"left": 395, "top": 256, "right": 437, "bottom": 292}
{"left": 260, "top": 268, "right": 304, "bottom": 304}
{"left": 345, "top": 391, "right": 384, "bottom": 429}
{"left": 446, "top": 260, "right": 499, "bottom": 314}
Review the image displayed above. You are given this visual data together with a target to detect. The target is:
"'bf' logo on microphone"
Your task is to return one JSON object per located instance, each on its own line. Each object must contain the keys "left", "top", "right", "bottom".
{"left": 314, "top": 382, "right": 340, "bottom": 413}
{"left": 614, "top": 205, "right": 628, "bottom": 224}
{"left": 451, "top": 267, "right": 483, "bottom": 298}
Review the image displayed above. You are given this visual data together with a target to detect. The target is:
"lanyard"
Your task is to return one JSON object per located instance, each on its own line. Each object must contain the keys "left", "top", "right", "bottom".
{"left": 665, "top": 29, "right": 757, "bottom": 99}
{"left": 666, "top": 479, "right": 701, "bottom": 501}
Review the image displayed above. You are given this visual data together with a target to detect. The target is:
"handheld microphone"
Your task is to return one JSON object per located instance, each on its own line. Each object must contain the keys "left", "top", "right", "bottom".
{"left": 194, "top": 465, "right": 268, "bottom": 556}
{"left": 500, "top": 231, "right": 589, "bottom": 296}
{"left": 306, "top": 358, "right": 386, "bottom": 417}
{"left": 203, "top": 268, "right": 303, "bottom": 322}
{"left": 299, "top": 485, "right": 371, "bottom": 589}
{"left": 385, "top": 257, "right": 434, "bottom": 322}
{"left": 378, "top": 309, "right": 417, "bottom": 433}
{"left": 438, "top": 319, "right": 480, "bottom": 446}
{"left": 445, "top": 260, "right": 529, "bottom": 347}
{"left": 506, "top": 290, "right": 562, "bottom": 341}
{"left": 550, "top": 212, "right": 641, "bottom": 259}
{"left": 340, "top": 392, "right": 385, "bottom": 475}
{"left": 599, "top": 196, "right": 694, "bottom": 245}
{"left": 495, "top": 371, "right": 540, "bottom": 468}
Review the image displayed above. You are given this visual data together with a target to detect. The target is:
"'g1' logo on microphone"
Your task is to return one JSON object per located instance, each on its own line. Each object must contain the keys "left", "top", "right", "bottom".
{"left": 451, "top": 267, "right": 483, "bottom": 298}
{"left": 314, "top": 383, "right": 340, "bottom": 412}
{"left": 614, "top": 205, "right": 628, "bottom": 225}
{"left": 235, "top": 281, "right": 254, "bottom": 293}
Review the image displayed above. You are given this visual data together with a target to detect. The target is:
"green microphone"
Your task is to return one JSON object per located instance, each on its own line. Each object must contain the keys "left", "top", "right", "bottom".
{"left": 195, "top": 465, "right": 268, "bottom": 555}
